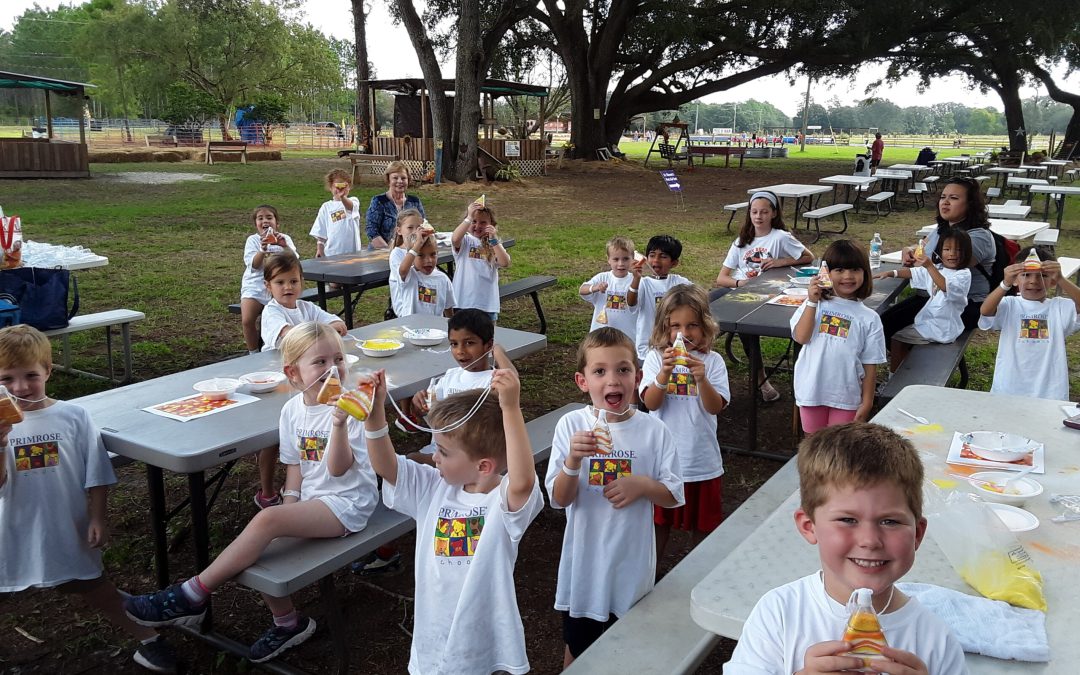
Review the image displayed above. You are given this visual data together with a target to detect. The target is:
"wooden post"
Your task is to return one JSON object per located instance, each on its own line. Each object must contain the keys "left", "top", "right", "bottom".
{"left": 78, "top": 89, "right": 86, "bottom": 146}
{"left": 421, "top": 88, "right": 428, "bottom": 141}
{"left": 45, "top": 90, "right": 54, "bottom": 139}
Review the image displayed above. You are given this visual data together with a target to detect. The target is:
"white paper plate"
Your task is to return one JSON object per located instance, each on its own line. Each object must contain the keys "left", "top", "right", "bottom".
{"left": 783, "top": 287, "right": 809, "bottom": 297}
{"left": 239, "top": 371, "right": 286, "bottom": 393}
{"left": 789, "top": 276, "right": 812, "bottom": 286}
{"left": 360, "top": 339, "right": 404, "bottom": 358}
{"left": 403, "top": 328, "right": 447, "bottom": 346}
{"left": 986, "top": 503, "right": 1040, "bottom": 532}
{"left": 344, "top": 353, "right": 359, "bottom": 367}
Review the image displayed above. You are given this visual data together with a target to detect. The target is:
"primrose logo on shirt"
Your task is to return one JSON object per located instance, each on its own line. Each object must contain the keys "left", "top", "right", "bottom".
{"left": 1018, "top": 317, "right": 1049, "bottom": 341}
{"left": 14, "top": 441, "right": 59, "bottom": 472}
{"left": 434, "top": 516, "right": 484, "bottom": 559}
{"left": 818, "top": 312, "right": 852, "bottom": 339}
{"left": 418, "top": 285, "right": 437, "bottom": 304}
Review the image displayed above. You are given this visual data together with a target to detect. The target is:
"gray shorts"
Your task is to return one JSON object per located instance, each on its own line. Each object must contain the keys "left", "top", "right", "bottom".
{"left": 892, "top": 325, "right": 934, "bottom": 345}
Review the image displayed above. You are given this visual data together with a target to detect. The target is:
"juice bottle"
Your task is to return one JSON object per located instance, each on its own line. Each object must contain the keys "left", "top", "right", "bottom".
{"left": 817, "top": 261, "right": 833, "bottom": 288}
{"left": 673, "top": 331, "right": 689, "bottom": 367}
{"left": 842, "top": 588, "right": 889, "bottom": 671}
{"left": 336, "top": 381, "right": 375, "bottom": 421}
{"left": 0, "top": 384, "right": 24, "bottom": 424}
{"left": 316, "top": 366, "right": 342, "bottom": 405}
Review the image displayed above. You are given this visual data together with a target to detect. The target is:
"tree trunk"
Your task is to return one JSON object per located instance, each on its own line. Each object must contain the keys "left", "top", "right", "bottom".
{"left": 446, "top": 0, "right": 482, "bottom": 183}
{"left": 996, "top": 66, "right": 1027, "bottom": 154}
{"left": 561, "top": 39, "right": 610, "bottom": 159}
{"left": 1029, "top": 63, "right": 1080, "bottom": 154}
{"left": 351, "top": 0, "right": 373, "bottom": 152}
{"left": 395, "top": 0, "right": 450, "bottom": 177}
{"left": 217, "top": 112, "right": 231, "bottom": 141}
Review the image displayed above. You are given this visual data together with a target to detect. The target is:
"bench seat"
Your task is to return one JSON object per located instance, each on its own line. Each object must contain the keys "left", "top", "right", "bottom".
{"left": 206, "top": 141, "right": 247, "bottom": 165}
{"left": 864, "top": 191, "right": 894, "bottom": 218}
{"left": 44, "top": 309, "right": 145, "bottom": 384}
{"left": 723, "top": 201, "right": 749, "bottom": 231}
{"left": 499, "top": 274, "right": 557, "bottom": 333}
{"left": 800, "top": 203, "right": 852, "bottom": 243}
{"left": 877, "top": 328, "right": 974, "bottom": 401}
{"left": 1033, "top": 229, "right": 1059, "bottom": 248}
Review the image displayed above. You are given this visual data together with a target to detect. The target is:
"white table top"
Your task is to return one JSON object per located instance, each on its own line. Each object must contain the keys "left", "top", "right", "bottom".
{"left": 987, "top": 204, "right": 1032, "bottom": 219}
{"left": 887, "top": 164, "right": 929, "bottom": 171}
{"left": 987, "top": 167, "right": 1026, "bottom": 174}
{"left": 747, "top": 183, "right": 832, "bottom": 198}
{"left": 74, "top": 315, "right": 547, "bottom": 473}
{"left": 1041, "top": 160, "right": 1068, "bottom": 167}
{"left": 691, "top": 386, "right": 1080, "bottom": 674}
{"left": 1019, "top": 165, "right": 1047, "bottom": 172}
{"left": 818, "top": 175, "right": 878, "bottom": 186}
{"left": 19, "top": 241, "right": 109, "bottom": 271}
{"left": 873, "top": 169, "right": 912, "bottom": 180}
{"left": 1029, "top": 185, "right": 1080, "bottom": 196}
{"left": 989, "top": 218, "right": 1050, "bottom": 240}
{"left": 1059, "top": 256, "right": 1080, "bottom": 280}
{"left": 1008, "top": 177, "right": 1050, "bottom": 187}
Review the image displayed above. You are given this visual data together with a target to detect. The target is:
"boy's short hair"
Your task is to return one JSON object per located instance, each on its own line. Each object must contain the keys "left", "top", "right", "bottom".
{"left": 448, "top": 309, "right": 494, "bottom": 344}
{"left": 822, "top": 240, "right": 873, "bottom": 300}
{"left": 0, "top": 324, "right": 52, "bottom": 371}
{"left": 798, "top": 422, "right": 924, "bottom": 520}
{"left": 1014, "top": 245, "right": 1056, "bottom": 264}
{"left": 428, "top": 390, "right": 505, "bottom": 463}
{"left": 472, "top": 205, "right": 497, "bottom": 226}
{"left": 646, "top": 235, "right": 682, "bottom": 261}
{"left": 606, "top": 235, "right": 635, "bottom": 257}
{"left": 576, "top": 327, "right": 636, "bottom": 373}
{"left": 263, "top": 251, "right": 302, "bottom": 282}
{"left": 324, "top": 169, "right": 351, "bottom": 187}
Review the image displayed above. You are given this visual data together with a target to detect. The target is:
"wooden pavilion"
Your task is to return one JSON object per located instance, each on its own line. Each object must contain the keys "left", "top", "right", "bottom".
{"left": 0, "top": 71, "right": 95, "bottom": 179}
{"left": 360, "top": 78, "right": 550, "bottom": 177}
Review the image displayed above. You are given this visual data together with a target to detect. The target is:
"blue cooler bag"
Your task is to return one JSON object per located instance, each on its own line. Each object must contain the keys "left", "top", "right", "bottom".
{"left": 0, "top": 267, "right": 79, "bottom": 331}
{"left": 0, "top": 297, "right": 19, "bottom": 327}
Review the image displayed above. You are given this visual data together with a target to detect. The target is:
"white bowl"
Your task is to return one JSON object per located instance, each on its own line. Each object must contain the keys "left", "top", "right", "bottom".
{"left": 239, "top": 371, "right": 286, "bottom": 394}
{"left": 789, "top": 276, "right": 812, "bottom": 286}
{"left": 985, "top": 503, "right": 1040, "bottom": 533}
{"left": 193, "top": 377, "right": 241, "bottom": 400}
{"left": 783, "top": 287, "right": 809, "bottom": 297}
{"left": 961, "top": 431, "right": 1040, "bottom": 463}
{"left": 360, "top": 339, "right": 404, "bottom": 358}
{"left": 344, "top": 353, "right": 360, "bottom": 367}
{"left": 403, "top": 328, "right": 447, "bottom": 346}
{"left": 968, "top": 471, "right": 1043, "bottom": 507}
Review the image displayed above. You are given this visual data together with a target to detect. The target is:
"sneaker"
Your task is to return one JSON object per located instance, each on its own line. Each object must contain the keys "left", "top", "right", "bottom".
{"left": 394, "top": 412, "right": 425, "bottom": 434}
{"left": 124, "top": 583, "right": 207, "bottom": 628}
{"left": 349, "top": 550, "right": 403, "bottom": 577}
{"left": 759, "top": 380, "right": 781, "bottom": 403}
{"left": 254, "top": 491, "right": 283, "bottom": 510}
{"left": 133, "top": 636, "right": 179, "bottom": 673}
{"left": 249, "top": 616, "right": 316, "bottom": 663}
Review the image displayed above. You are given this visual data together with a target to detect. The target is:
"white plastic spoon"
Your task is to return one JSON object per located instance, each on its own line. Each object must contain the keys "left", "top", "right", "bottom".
{"left": 896, "top": 408, "right": 929, "bottom": 425}
{"left": 1003, "top": 465, "right": 1036, "bottom": 490}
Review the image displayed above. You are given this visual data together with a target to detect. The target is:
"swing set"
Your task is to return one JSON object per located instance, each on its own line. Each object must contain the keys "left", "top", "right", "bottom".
{"left": 644, "top": 121, "right": 691, "bottom": 167}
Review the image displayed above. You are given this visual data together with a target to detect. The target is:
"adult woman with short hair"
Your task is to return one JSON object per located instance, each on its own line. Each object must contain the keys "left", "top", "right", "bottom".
{"left": 365, "top": 161, "right": 425, "bottom": 249}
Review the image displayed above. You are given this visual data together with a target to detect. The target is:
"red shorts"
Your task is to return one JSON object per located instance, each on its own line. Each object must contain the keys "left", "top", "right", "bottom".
{"left": 654, "top": 477, "right": 723, "bottom": 533}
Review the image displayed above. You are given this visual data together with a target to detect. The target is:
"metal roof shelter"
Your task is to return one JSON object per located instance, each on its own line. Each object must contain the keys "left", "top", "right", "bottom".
{"left": 0, "top": 70, "right": 96, "bottom": 178}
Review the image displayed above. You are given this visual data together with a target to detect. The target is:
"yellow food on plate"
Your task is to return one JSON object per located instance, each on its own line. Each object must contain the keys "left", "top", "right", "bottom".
{"left": 362, "top": 339, "right": 401, "bottom": 350}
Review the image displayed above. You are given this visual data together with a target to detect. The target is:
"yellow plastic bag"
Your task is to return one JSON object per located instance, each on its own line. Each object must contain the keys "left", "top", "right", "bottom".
{"left": 925, "top": 485, "right": 1046, "bottom": 611}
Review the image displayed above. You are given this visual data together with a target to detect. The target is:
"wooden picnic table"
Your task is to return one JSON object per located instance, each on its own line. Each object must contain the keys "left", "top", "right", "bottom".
{"left": 687, "top": 144, "right": 747, "bottom": 167}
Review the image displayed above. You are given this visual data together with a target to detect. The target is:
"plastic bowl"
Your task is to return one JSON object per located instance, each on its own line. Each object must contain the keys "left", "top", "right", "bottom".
{"left": 239, "top": 371, "right": 286, "bottom": 394}
{"left": 360, "top": 339, "right": 404, "bottom": 358}
{"left": 789, "top": 276, "right": 812, "bottom": 286}
{"left": 961, "top": 431, "right": 1039, "bottom": 463}
{"left": 969, "top": 471, "right": 1043, "bottom": 507}
{"left": 403, "top": 328, "right": 447, "bottom": 346}
{"left": 796, "top": 266, "right": 819, "bottom": 278}
{"left": 193, "top": 377, "right": 241, "bottom": 400}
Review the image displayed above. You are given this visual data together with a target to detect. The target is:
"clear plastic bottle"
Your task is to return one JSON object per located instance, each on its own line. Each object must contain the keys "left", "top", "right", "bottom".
{"left": 842, "top": 588, "right": 888, "bottom": 671}
{"left": 673, "top": 331, "right": 689, "bottom": 367}
{"left": 869, "top": 233, "right": 882, "bottom": 269}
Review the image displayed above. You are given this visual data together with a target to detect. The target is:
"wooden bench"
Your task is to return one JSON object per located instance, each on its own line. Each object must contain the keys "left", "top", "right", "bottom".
{"left": 145, "top": 134, "right": 178, "bottom": 147}
{"left": 347, "top": 153, "right": 399, "bottom": 183}
{"left": 227, "top": 286, "right": 347, "bottom": 315}
{"left": 498, "top": 274, "right": 557, "bottom": 333}
{"left": 864, "top": 191, "right": 894, "bottom": 218}
{"left": 232, "top": 402, "right": 580, "bottom": 674}
{"left": 800, "top": 203, "right": 852, "bottom": 243}
{"left": 43, "top": 309, "right": 145, "bottom": 385}
{"left": 205, "top": 141, "right": 248, "bottom": 165}
{"left": 876, "top": 328, "right": 974, "bottom": 402}
{"left": 723, "top": 201, "right": 749, "bottom": 231}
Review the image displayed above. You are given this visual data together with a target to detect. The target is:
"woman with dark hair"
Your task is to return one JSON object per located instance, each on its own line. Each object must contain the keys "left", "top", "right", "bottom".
{"left": 880, "top": 177, "right": 996, "bottom": 339}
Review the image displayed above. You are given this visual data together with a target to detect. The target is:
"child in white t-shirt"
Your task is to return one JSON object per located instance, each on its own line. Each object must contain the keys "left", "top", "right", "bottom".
{"left": 627, "top": 234, "right": 690, "bottom": 360}
{"left": 639, "top": 284, "right": 729, "bottom": 563}
{"left": 0, "top": 325, "right": 179, "bottom": 673}
{"left": 726, "top": 423, "right": 967, "bottom": 674}
{"left": 260, "top": 252, "right": 347, "bottom": 352}
{"left": 396, "top": 230, "right": 455, "bottom": 318}
{"left": 388, "top": 208, "right": 425, "bottom": 319}
{"left": 546, "top": 328, "right": 683, "bottom": 666}
{"left": 363, "top": 364, "right": 544, "bottom": 675}
{"left": 979, "top": 246, "right": 1080, "bottom": 400}
{"left": 240, "top": 204, "right": 298, "bottom": 353}
{"left": 125, "top": 323, "right": 378, "bottom": 664}
{"left": 875, "top": 227, "right": 972, "bottom": 373}
{"left": 451, "top": 201, "right": 510, "bottom": 319}
{"left": 310, "top": 169, "right": 362, "bottom": 257}
{"left": 791, "top": 240, "right": 885, "bottom": 434}
{"left": 580, "top": 235, "right": 640, "bottom": 341}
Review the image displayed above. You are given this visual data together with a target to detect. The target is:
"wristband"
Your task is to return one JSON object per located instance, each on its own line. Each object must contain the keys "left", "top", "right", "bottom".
{"left": 561, "top": 463, "right": 581, "bottom": 477}
{"left": 891, "top": 270, "right": 898, "bottom": 278}
{"left": 999, "top": 281, "right": 1012, "bottom": 291}
{"left": 489, "top": 238, "right": 500, "bottom": 246}
{"left": 805, "top": 300, "right": 819, "bottom": 308}
{"left": 408, "top": 249, "right": 419, "bottom": 257}
{"left": 282, "top": 489, "right": 300, "bottom": 499}
{"left": 364, "top": 425, "right": 390, "bottom": 439}
{"left": 654, "top": 377, "right": 669, "bottom": 390}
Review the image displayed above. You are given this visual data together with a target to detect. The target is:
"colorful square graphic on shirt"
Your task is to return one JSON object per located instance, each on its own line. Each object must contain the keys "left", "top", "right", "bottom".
{"left": 818, "top": 313, "right": 851, "bottom": 338}
{"left": 1018, "top": 317, "right": 1049, "bottom": 340}
{"left": 666, "top": 371, "right": 698, "bottom": 397}
{"left": 299, "top": 435, "right": 328, "bottom": 462}
{"left": 588, "top": 457, "right": 632, "bottom": 486}
{"left": 606, "top": 293, "right": 628, "bottom": 310}
{"left": 14, "top": 442, "right": 59, "bottom": 472}
{"left": 434, "top": 516, "right": 484, "bottom": 557}
{"left": 418, "top": 284, "right": 437, "bottom": 304}
{"left": 330, "top": 209, "right": 347, "bottom": 222}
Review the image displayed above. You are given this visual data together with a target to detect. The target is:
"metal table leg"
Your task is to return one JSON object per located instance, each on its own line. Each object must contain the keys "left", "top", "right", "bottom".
{"left": 148, "top": 465, "right": 170, "bottom": 589}
{"left": 188, "top": 471, "right": 214, "bottom": 632}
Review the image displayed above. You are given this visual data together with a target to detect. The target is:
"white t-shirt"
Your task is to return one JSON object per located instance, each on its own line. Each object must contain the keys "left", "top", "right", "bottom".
{"left": 240, "top": 233, "right": 298, "bottom": 302}
{"left": 722, "top": 229, "right": 808, "bottom": 281}
{"left": 583, "top": 271, "right": 637, "bottom": 340}
{"left": 389, "top": 246, "right": 407, "bottom": 317}
{"left": 0, "top": 401, "right": 116, "bottom": 592}
{"left": 397, "top": 267, "right": 455, "bottom": 318}
{"left": 260, "top": 299, "right": 341, "bottom": 351}
{"left": 309, "top": 197, "right": 362, "bottom": 256}
{"left": 790, "top": 297, "right": 886, "bottom": 410}
{"left": 726, "top": 573, "right": 968, "bottom": 675}
{"left": 277, "top": 395, "right": 378, "bottom": 533}
{"left": 979, "top": 296, "right": 1080, "bottom": 401}
{"left": 383, "top": 457, "right": 543, "bottom": 675}
{"left": 419, "top": 368, "right": 494, "bottom": 455}
{"left": 910, "top": 266, "right": 970, "bottom": 343}
{"left": 452, "top": 233, "right": 501, "bottom": 313}
{"left": 545, "top": 407, "right": 683, "bottom": 620}
{"left": 633, "top": 274, "right": 691, "bottom": 360}
{"left": 640, "top": 349, "right": 730, "bottom": 482}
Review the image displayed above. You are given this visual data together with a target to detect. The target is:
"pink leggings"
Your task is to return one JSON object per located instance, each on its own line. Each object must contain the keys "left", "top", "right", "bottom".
{"left": 799, "top": 406, "right": 858, "bottom": 434}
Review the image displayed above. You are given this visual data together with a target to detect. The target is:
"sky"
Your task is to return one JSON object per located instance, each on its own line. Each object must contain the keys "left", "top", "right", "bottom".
{"left": 2, "top": 0, "right": 1062, "bottom": 118}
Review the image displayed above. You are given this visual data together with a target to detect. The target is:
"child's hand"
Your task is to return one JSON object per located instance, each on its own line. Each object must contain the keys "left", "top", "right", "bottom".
{"left": 565, "top": 431, "right": 599, "bottom": 470}
{"left": 405, "top": 231, "right": 420, "bottom": 251}
{"left": 592, "top": 280, "right": 609, "bottom": 294}
{"left": 1040, "top": 260, "right": 1061, "bottom": 285}
{"left": 316, "top": 242, "right": 326, "bottom": 258}
{"left": 464, "top": 200, "right": 481, "bottom": 221}
{"left": 602, "top": 474, "right": 648, "bottom": 509}
{"left": 87, "top": 518, "right": 109, "bottom": 549}
{"left": 367, "top": 369, "right": 388, "bottom": 407}
{"left": 866, "top": 645, "right": 929, "bottom": 675}
{"left": 660, "top": 347, "right": 678, "bottom": 375}
{"left": 411, "top": 389, "right": 430, "bottom": 413}
{"left": 685, "top": 353, "right": 706, "bottom": 382}
{"left": 915, "top": 252, "right": 932, "bottom": 268}
{"left": 333, "top": 321, "right": 348, "bottom": 337}
{"left": 631, "top": 257, "right": 645, "bottom": 278}
{"left": 490, "top": 368, "right": 521, "bottom": 410}
{"left": 330, "top": 398, "right": 349, "bottom": 426}
{"left": 808, "top": 277, "right": 824, "bottom": 302}
{"left": 901, "top": 246, "right": 916, "bottom": 267}
{"left": 1003, "top": 262, "right": 1024, "bottom": 287}
{"left": 797, "top": 640, "right": 862, "bottom": 674}
{"left": 873, "top": 270, "right": 892, "bottom": 280}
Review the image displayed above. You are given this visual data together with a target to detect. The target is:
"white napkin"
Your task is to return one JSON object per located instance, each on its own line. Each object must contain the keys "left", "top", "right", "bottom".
{"left": 898, "top": 582, "right": 1049, "bottom": 662}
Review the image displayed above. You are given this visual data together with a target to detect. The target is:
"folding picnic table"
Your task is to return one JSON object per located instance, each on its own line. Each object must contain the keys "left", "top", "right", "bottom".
{"left": 988, "top": 218, "right": 1049, "bottom": 241}
{"left": 817, "top": 175, "right": 877, "bottom": 211}
{"left": 1028, "top": 184, "right": 1080, "bottom": 230}
{"left": 745, "top": 184, "right": 832, "bottom": 222}
{"left": 986, "top": 166, "right": 1026, "bottom": 188}
{"left": 986, "top": 203, "right": 1031, "bottom": 219}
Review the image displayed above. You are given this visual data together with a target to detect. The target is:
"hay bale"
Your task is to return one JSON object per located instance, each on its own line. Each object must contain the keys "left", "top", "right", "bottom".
{"left": 152, "top": 151, "right": 186, "bottom": 163}
{"left": 248, "top": 149, "right": 282, "bottom": 161}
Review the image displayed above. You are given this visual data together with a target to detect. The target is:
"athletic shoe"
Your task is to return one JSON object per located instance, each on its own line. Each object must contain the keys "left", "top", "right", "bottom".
{"left": 393, "top": 412, "right": 425, "bottom": 434}
{"left": 759, "top": 380, "right": 781, "bottom": 403}
{"left": 249, "top": 616, "right": 316, "bottom": 663}
{"left": 124, "top": 583, "right": 207, "bottom": 628}
{"left": 133, "top": 635, "right": 179, "bottom": 673}
{"left": 254, "top": 491, "right": 283, "bottom": 510}
{"left": 349, "top": 550, "right": 403, "bottom": 577}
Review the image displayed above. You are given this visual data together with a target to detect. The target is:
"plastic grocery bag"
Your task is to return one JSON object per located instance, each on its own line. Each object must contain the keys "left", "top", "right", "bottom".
{"left": 924, "top": 484, "right": 1046, "bottom": 611}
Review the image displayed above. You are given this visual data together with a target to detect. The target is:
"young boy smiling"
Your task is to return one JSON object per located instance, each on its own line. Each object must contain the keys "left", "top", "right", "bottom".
{"left": 546, "top": 327, "right": 683, "bottom": 666}
{"left": 627, "top": 234, "right": 690, "bottom": 360}
{"left": 726, "top": 423, "right": 966, "bottom": 674}
{"left": 580, "top": 236, "right": 639, "bottom": 340}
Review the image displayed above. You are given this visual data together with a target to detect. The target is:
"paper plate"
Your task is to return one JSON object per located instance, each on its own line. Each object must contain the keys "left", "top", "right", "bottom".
{"left": 361, "top": 339, "right": 404, "bottom": 358}
{"left": 783, "top": 287, "right": 809, "bottom": 297}
{"left": 344, "top": 353, "right": 360, "bottom": 367}
{"left": 788, "top": 276, "right": 812, "bottom": 286}
{"left": 239, "top": 371, "right": 286, "bottom": 393}
{"left": 986, "top": 503, "right": 1040, "bottom": 533}
{"left": 403, "top": 328, "right": 447, "bottom": 346}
